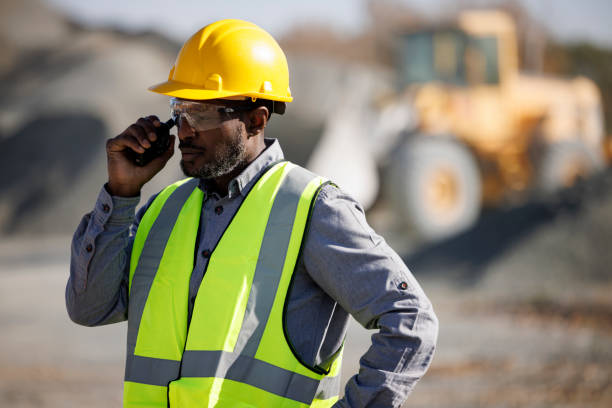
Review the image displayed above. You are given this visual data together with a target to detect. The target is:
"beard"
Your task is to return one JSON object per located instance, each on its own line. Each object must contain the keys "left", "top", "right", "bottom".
{"left": 180, "top": 126, "right": 247, "bottom": 180}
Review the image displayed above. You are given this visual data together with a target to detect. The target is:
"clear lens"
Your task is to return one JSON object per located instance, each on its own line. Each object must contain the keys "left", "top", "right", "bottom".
{"left": 169, "top": 98, "right": 237, "bottom": 131}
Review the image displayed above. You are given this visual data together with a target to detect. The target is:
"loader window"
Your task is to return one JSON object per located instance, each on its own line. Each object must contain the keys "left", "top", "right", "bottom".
{"left": 397, "top": 30, "right": 467, "bottom": 87}
{"left": 465, "top": 36, "right": 499, "bottom": 85}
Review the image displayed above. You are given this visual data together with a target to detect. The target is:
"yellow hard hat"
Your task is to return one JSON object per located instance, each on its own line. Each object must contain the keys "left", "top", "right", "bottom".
{"left": 148, "top": 19, "right": 292, "bottom": 103}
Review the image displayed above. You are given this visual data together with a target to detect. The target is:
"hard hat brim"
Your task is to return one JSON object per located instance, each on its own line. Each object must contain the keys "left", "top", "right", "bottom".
{"left": 148, "top": 80, "right": 293, "bottom": 102}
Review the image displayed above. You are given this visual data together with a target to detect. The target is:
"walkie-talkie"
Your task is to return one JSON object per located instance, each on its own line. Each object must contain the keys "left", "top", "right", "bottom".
{"left": 126, "top": 118, "right": 175, "bottom": 166}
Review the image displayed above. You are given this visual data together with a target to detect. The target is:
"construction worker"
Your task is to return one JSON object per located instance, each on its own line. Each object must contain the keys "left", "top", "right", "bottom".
{"left": 66, "top": 19, "right": 438, "bottom": 407}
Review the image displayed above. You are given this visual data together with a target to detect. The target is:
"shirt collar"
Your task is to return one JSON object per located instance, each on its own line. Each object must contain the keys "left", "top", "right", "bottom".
{"left": 198, "top": 138, "right": 284, "bottom": 199}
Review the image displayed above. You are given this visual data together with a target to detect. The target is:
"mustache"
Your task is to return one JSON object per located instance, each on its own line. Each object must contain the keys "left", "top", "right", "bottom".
{"left": 178, "top": 142, "right": 205, "bottom": 150}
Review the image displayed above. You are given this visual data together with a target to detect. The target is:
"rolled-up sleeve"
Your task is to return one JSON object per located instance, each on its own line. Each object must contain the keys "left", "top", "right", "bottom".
{"left": 66, "top": 184, "right": 145, "bottom": 326}
{"left": 303, "top": 185, "right": 438, "bottom": 408}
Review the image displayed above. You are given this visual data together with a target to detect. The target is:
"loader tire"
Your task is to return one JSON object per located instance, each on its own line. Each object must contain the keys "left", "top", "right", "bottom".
{"left": 388, "top": 136, "right": 481, "bottom": 241}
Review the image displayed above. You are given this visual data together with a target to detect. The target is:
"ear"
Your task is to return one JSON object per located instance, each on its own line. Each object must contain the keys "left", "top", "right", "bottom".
{"left": 246, "top": 106, "right": 269, "bottom": 137}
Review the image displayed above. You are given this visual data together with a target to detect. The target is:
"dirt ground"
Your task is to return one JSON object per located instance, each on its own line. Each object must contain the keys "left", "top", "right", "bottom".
{"left": 1, "top": 173, "right": 611, "bottom": 407}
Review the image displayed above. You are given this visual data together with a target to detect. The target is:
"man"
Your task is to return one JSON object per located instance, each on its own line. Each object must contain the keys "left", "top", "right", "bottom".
{"left": 66, "top": 19, "right": 438, "bottom": 407}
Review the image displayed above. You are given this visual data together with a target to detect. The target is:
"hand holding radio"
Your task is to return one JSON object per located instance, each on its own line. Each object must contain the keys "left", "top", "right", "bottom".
{"left": 106, "top": 115, "right": 176, "bottom": 197}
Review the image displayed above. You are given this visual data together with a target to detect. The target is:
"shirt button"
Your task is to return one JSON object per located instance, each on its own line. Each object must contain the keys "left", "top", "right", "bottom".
{"left": 398, "top": 281, "right": 408, "bottom": 290}
{"left": 201, "top": 249, "right": 211, "bottom": 258}
{"left": 215, "top": 205, "right": 223, "bottom": 215}
{"left": 86, "top": 244, "right": 93, "bottom": 253}
{"left": 102, "top": 204, "right": 110, "bottom": 213}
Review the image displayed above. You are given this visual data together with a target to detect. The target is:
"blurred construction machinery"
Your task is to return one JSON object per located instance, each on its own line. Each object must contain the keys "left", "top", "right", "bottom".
{"left": 308, "top": 10, "right": 610, "bottom": 241}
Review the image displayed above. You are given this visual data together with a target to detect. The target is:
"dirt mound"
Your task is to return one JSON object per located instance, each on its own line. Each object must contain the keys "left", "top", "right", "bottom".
{"left": 393, "top": 168, "right": 612, "bottom": 295}
{"left": 0, "top": 0, "right": 187, "bottom": 235}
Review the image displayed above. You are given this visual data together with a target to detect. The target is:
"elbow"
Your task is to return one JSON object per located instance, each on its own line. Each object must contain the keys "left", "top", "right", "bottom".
{"left": 65, "top": 282, "right": 126, "bottom": 327}
{"left": 418, "top": 294, "right": 439, "bottom": 344}
{"left": 66, "top": 302, "right": 107, "bottom": 327}
{"left": 67, "top": 309, "right": 93, "bottom": 327}
{"left": 66, "top": 306, "right": 92, "bottom": 327}
{"left": 426, "top": 302, "right": 439, "bottom": 347}
{"left": 415, "top": 301, "right": 439, "bottom": 373}
{"left": 65, "top": 285, "right": 96, "bottom": 327}
{"left": 66, "top": 301, "right": 91, "bottom": 327}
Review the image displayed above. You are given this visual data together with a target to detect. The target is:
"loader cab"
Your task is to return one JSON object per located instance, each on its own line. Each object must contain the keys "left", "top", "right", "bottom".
{"left": 396, "top": 28, "right": 501, "bottom": 89}
{"left": 394, "top": 11, "right": 521, "bottom": 155}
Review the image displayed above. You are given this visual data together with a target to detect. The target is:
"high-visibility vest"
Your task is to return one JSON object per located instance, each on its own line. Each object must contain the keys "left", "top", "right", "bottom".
{"left": 123, "top": 161, "right": 343, "bottom": 407}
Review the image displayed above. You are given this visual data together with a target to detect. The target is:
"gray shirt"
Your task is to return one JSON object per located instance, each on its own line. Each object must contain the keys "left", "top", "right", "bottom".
{"left": 66, "top": 138, "right": 438, "bottom": 408}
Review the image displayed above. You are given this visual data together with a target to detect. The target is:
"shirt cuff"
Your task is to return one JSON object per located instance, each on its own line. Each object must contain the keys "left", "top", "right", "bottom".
{"left": 94, "top": 183, "right": 140, "bottom": 225}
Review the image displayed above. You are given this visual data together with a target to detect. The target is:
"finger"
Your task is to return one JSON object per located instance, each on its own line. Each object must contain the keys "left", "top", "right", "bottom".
{"left": 107, "top": 134, "right": 145, "bottom": 154}
{"left": 126, "top": 124, "right": 151, "bottom": 149}
{"left": 145, "top": 115, "right": 161, "bottom": 128}
{"left": 137, "top": 117, "right": 158, "bottom": 142}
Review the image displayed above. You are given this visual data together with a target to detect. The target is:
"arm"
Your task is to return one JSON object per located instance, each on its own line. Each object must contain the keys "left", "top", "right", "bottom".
{"left": 65, "top": 185, "right": 152, "bottom": 326}
{"left": 66, "top": 115, "right": 175, "bottom": 326}
{"left": 304, "top": 185, "right": 439, "bottom": 408}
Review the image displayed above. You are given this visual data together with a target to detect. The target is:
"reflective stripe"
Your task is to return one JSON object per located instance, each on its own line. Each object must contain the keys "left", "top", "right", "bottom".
{"left": 124, "top": 351, "right": 342, "bottom": 403}
{"left": 180, "top": 350, "right": 319, "bottom": 404}
{"left": 315, "top": 374, "right": 342, "bottom": 401}
{"left": 125, "top": 354, "right": 180, "bottom": 386}
{"left": 126, "top": 179, "right": 198, "bottom": 360}
{"left": 234, "top": 166, "right": 317, "bottom": 357}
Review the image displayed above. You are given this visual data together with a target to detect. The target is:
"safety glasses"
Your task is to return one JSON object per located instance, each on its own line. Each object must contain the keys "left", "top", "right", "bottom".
{"left": 170, "top": 97, "right": 249, "bottom": 131}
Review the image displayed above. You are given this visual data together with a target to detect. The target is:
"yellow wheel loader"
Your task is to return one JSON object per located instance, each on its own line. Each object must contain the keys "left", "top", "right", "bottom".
{"left": 307, "top": 10, "right": 608, "bottom": 241}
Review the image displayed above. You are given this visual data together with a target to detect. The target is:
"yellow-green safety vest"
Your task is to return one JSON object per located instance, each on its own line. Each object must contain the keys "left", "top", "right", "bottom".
{"left": 123, "top": 161, "right": 343, "bottom": 407}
